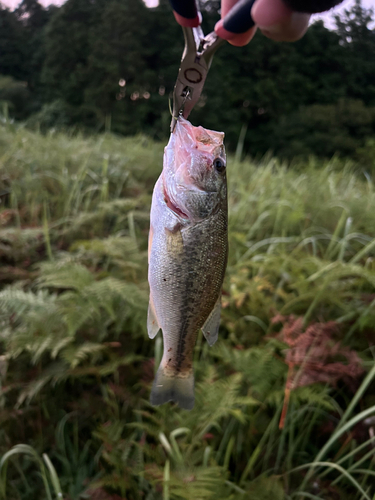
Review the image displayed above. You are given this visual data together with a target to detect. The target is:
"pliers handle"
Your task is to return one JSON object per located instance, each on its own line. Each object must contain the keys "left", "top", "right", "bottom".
{"left": 170, "top": 0, "right": 257, "bottom": 132}
{"left": 170, "top": 26, "right": 224, "bottom": 133}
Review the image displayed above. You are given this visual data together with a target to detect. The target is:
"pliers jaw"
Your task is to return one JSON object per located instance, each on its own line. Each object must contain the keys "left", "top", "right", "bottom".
{"left": 170, "top": 26, "right": 224, "bottom": 133}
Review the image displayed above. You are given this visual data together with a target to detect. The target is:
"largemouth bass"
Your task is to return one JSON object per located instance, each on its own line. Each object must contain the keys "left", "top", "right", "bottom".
{"left": 148, "top": 117, "right": 228, "bottom": 410}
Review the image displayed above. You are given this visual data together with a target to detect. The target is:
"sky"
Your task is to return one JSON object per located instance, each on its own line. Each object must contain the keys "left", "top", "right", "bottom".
{"left": 313, "top": 0, "right": 374, "bottom": 27}
{"left": 0, "top": 0, "right": 374, "bottom": 28}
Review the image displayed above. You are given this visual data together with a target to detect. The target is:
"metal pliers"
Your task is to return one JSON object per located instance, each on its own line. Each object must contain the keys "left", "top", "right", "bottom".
{"left": 170, "top": 0, "right": 257, "bottom": 132}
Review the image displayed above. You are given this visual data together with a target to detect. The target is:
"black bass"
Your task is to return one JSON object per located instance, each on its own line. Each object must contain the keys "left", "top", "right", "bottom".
{"left": 148, "top": 117, "right": 228, "bottom": 410}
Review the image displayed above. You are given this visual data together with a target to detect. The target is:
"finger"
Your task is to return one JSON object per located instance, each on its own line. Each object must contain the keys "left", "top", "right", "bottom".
{"left": 252, "top": 0, "right": 310, "bottom": 42}
{"left": 215, "top": 20, "right": 257, "bottom": 46}
{"left": 215, "top": 0, "right": 257, "bottom": 47}
{"left": 169, "top": 0, "right": 201, "bottom": 27}
{"left": 221, "top": 0, "right": 240, "bottom": 17}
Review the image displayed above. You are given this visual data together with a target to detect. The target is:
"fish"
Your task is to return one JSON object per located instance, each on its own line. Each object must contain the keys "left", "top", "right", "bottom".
{"left": 147, "top": 116, "right": 228, "bottom": 410}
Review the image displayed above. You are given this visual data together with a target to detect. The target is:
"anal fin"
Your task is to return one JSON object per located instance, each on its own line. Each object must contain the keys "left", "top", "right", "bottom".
{"left": 202, "top": 295, "right": 222, "bottom": 347}
{"left": 147, "top": 297, "right": 160, "bottom": 339}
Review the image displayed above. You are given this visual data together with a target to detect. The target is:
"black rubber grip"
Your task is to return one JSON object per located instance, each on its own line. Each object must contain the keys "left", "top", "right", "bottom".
{"left": 169, "top": 0, "right": 198, "bottom": 19}
{"left": 283, "top": 0, "right": 344, "bottom": 13}
{"left": 222, "top": 0, "right": 256, "bottom": 34}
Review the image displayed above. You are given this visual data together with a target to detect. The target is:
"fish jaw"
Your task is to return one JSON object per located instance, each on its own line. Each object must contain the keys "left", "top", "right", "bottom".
{"left": 162, "top": 117, "right": 226, "bottom": 222}
{"left": 168, "top": 116, "right": 226, "bottom": 189}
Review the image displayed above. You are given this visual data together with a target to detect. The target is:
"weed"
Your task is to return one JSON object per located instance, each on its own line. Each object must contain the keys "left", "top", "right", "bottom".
{"left": 0, "top": 123, "right": 374, "bottom": 499}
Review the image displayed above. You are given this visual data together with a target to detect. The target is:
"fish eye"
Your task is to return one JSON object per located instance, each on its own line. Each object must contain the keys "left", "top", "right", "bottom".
{"left": 213, "top": 157, "right": 226, "bottom": 173}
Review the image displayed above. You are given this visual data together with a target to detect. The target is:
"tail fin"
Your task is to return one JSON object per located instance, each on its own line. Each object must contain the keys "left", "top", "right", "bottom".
{"left": 150, "top": 366, "right": 195, "bottom": 410}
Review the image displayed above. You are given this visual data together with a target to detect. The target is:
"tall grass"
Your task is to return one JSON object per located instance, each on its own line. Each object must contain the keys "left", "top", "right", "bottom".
{"left": 0, "top": 122, "right": 374, "bottom": 499}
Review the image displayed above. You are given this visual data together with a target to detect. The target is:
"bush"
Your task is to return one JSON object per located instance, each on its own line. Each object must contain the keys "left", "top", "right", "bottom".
{"left": 271, "top": 99, "right": 375, "bottom": 159}
{"left": 0, "top": 75, "right": 31, "bottom": 120}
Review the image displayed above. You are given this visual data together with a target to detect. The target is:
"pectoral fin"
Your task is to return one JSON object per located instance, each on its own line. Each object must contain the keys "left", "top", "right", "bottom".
{"left": 201, "top": 295, "right": 222, "bottom": 346}
{"left": 147, "top": 297, "right": 160, "bottom": 339}
{"left": 165, "top": 223, "right": 183, "bottom": 254}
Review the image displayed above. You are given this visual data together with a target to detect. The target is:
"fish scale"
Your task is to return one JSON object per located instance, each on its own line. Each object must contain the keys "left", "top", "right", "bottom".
{"left": 148, "top": 117, "right": 228, "bottom": 410}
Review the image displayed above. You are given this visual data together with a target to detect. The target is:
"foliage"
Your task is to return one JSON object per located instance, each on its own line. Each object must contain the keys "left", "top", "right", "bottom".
{"left": 0, "top": 6, "right": 26, "bottom": 81}
{"left": 0, "top": 122, "right": 374, "bottom": 499}
{"left": 270, "top": 99, "right": 375, "bottom": 160}
{"left": 1, "top": 0, "right": 375, "bottom": 157}
{"left": 335, "top": 0, "right": 375, "bottom": 105}
{"left": 0, "top": 76, "right": 31, "bottom": 120}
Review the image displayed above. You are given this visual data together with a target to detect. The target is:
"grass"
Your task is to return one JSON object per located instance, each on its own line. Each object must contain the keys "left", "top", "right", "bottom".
{"left": 0, "top": 120, "right": 374, "bottom": 499}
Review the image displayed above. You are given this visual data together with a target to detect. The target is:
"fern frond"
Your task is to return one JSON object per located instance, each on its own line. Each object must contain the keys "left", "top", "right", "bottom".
{"left": 38, "top": 261, "right": 94, "bottom": 291}
{"left": 16, "top": 361, "right": 69, "bottom": 406}
{"left": 0, "top": 288, "right": 57, "bottom": 318}
{"left": 292, "top": 385, "right": 336, "bottom": 411}
{"left": 61, "top": 342, "right": 107, "bottom": 368}
{"left": 212, "top": 342, "right": 286, "bottom": 402}
{"left": 167, "top": 465, "right": 229, "bottom": 500}
{"left": 69, "top": 235, "right": 139, "bottom": 259}
{"left": 183, "top": 368, "right": 259, "bottom": 440}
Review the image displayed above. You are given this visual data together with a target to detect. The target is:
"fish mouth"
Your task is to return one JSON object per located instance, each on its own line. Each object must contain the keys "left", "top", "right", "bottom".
{"left": 163, "top": 187, "right": 189, "bottom": 219}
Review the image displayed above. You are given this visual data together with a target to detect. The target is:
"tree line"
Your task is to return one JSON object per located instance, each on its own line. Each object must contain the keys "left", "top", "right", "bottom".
{"left": 0, "top": 0, "right": 375, "bottom": 159}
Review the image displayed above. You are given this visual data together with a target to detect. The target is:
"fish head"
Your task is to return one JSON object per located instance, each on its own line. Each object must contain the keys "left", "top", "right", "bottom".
{"left": 163, "top": 117, "right": 226, "bottom": 221}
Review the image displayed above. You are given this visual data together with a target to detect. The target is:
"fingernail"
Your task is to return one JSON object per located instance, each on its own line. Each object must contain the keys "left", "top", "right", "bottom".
{"left": 215, "top": 19, "right": 256, "bottom": 46}
{"left": 215, "top": 19, "right": 233, "bottom": 39}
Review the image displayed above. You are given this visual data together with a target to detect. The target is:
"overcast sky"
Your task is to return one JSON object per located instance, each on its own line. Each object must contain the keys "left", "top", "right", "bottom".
{"left": 0, "top": 0, "right": 374, "bottom": 29}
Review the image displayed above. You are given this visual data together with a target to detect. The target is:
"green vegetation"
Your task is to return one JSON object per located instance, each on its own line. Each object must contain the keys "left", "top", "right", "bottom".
{"left": 0, "top": 117, "right": 374, "bottom": 499}
{"left": 0, "top": 0, "right": 375, "bottom": 158}
{"left": 1, "top": 0, "right": 374, "bottom": 497}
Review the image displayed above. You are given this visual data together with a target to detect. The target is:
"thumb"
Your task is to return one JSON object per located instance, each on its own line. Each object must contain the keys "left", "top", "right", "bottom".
{"left": 252, "top": 0, "right": 310, "bottom": 42}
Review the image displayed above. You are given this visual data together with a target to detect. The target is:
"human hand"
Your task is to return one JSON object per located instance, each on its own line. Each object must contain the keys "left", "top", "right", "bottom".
{"left": 215, "top": 0, "right": 311, "bottom": 46}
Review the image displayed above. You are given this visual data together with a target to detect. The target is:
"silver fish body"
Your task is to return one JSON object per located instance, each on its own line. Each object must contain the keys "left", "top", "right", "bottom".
{"left": 148, "top": 117, "right": 228, "bottom": 410}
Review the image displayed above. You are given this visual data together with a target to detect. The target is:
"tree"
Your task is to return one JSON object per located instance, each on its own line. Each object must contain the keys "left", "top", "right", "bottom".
{"left": 270, "top": 99, "right": 375, "bottom": 159}
{"left": 42, "top": 0, "right": 106, "bottom": 108}
{"left": 334, "top": 0, "right": 375, "bottom": 105}
{"left": 85, "top": 0, "right": 167, "bottom": 133}
{"left": 0, "top": 5, "right": 27, "bottom": 81}
{"left": 14, "top": 0, "right": 53, "bottom": 113}
{"left": 2, "top": 0, "right": 374, "bottom": 160}
{"left": 0, "top": 75, "right": 31, "bottom": 119}
{"left": 41, "top": 0, "right": 181, "bottom": 133}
